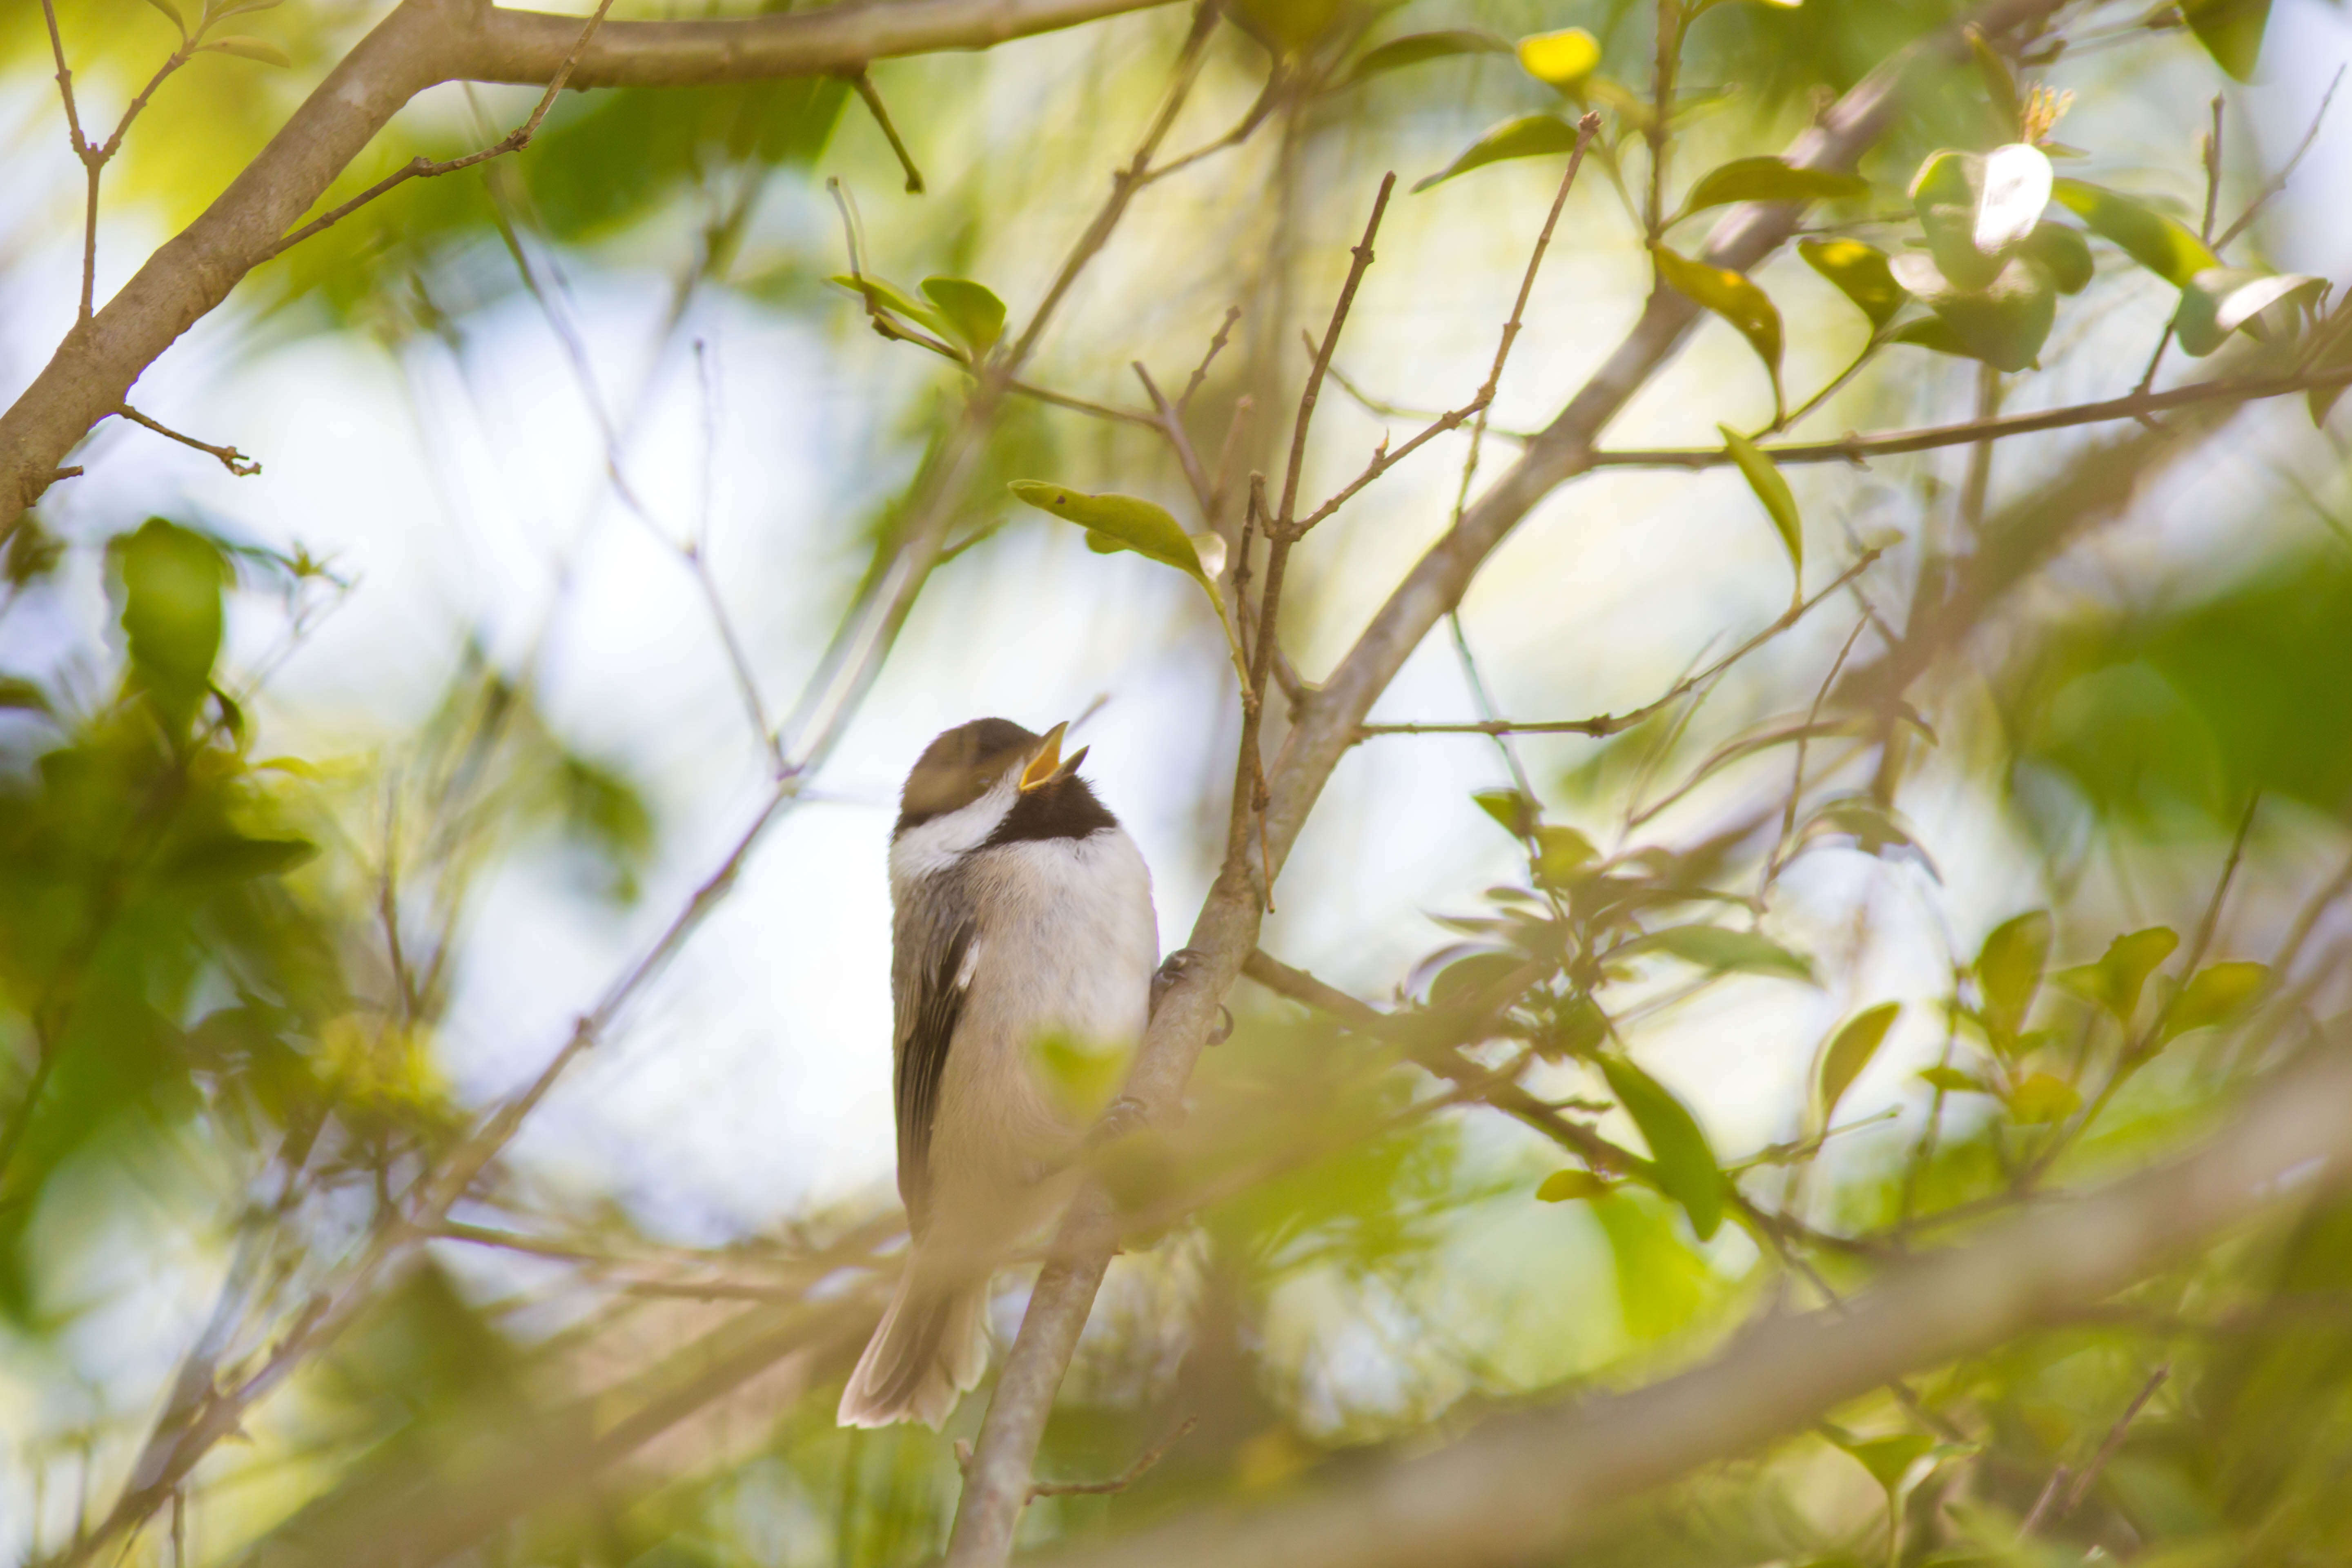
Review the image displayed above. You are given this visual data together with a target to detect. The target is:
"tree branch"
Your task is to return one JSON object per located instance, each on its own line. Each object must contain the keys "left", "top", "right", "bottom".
{"left": 1035, "top": 1037, "right": 2352, "bottom": 1568}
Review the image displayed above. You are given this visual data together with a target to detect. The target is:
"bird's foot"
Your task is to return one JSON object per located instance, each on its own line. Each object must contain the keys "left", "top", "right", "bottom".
{"left": 1087, "top": 1094, "right": 1152, "bottom": 1150}
{"left": 1151, "top": 949, "right": 1235, "bottom": 1045}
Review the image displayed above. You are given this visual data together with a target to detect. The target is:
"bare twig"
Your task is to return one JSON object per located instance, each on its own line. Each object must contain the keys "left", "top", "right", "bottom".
{"left": 256, "top": 0, "right": 619, "bottom": 265}
{"left": 2215, "top": 65, "right": 2341, "bottom": 251}
{"left": 111, "top": 403, "right": 260, "bottom": 477}
{"left": 1029, "top": 1418, "right": 1199, "bottom": 1498}
{"left": 1177, "top": 305, "right": 1243, "bottom": 413}
{"left": 1134, "top": 361, "right": 1215, "bottom": 513}
{"left": 2020, "top": 1365, "right": 2170, "bottom": 1532}
{"left": 847, "top": 68, "right": 926, "bottom": 192}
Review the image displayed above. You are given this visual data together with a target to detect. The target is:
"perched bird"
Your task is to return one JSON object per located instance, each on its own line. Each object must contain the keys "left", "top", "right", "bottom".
{"left": 838, "top": 717, "right": 1161, "bottom": 1429}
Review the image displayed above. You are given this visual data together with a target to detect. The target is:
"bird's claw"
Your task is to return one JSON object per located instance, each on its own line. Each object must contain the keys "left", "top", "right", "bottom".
{"left": 1152, "top": 949, "right": 1235, "bottom": 1045}
{"left": 1087, "top": 1094, "right": 1152, "bottom": 1149}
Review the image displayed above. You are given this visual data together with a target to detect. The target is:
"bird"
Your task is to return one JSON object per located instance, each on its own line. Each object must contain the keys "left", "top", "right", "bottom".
{"left": 838, "top": 717, "right": 1163, "bottom": 1429}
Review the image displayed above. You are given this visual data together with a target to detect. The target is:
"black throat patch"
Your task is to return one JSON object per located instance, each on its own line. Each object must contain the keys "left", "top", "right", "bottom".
{"left": 981, "top": 775, "right": 1118, "bottom": 847}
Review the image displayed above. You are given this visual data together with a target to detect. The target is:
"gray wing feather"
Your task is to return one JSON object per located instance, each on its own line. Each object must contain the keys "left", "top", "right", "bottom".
{"left": 893, "top": 874, "right": 976, "bottom": 1236}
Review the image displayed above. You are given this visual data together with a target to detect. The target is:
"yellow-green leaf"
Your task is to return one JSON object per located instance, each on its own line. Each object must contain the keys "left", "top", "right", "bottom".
{"left": 143, "top": 0, "right": 187, "bottom": 33}
{"left": 1967, "top": 24, "right": 2022, "bottom": 136}
{"left": 1534, "top": 824, "right": 1597, "bottom": 886}
{"left": 1472, "top": 787, "right": 1539, "bottom": 837}
{"left": 1831, "top": 1431, "right": 1935, "bottom": 1497}
{"left": 1654, "top": 244, "right": 1783, "bottom": 419}
{"left": 1601, "top": 1054, "right": 1723, "bottom": 1239}
{"left": 1011, "top": 483, "right": 1208, "bottom": 584}
{"left": 1918, "top": 1064, "right": 1989, "bottom": 1095}
{"left": 830, "top": 274, "right": 948, "bottom": 336}
{"left": 1910, "top": 149, "right": 2005, "bottom": 290}
{"left": 2018, "top": 220, "right": 2094, "bottom": 294}
{"left": 1976, "top": 909, "right": 2052, "bottom": 1045}
{"left": 2163, "top": 960, "right": 2269, "bottom": 1038}
{"left": 1891, "top": 252, "right": 2056, "bottom": 374}
{"left": 1339, "top": 29, "right": 1511, "bottom": 87}
{"left": 1514, "top": 27, "right": 1600, "bottom": 89}
{"left": 1413, "top": 114, "right": 1582, "bottom": 192}
{"left": 1718, "top": 424, "right": 1801, "bottom": 594}
{"left": 1814, "top": 1002, "right": 1901, "bottom": 1124}
{"left": 2052, "top": 180, "right": 2220, "bottom": 288}
{"left": 2183, "top": 0, "right": 2272, "bottom": 81}
{"left": 1536, "top": 1168, "right": 1611, "bottom": 1203}
{"left": 1620, "top": 924, "right": 1813, "bottom": 982}
{"left": 1799, "top": 238, "right": 1907, "bottom": 330}
{"left": 920, "top": 276, "right": 1007, "bottom": 358}
{"left": 2172, "top": 267, "right": 2327, "bottom": 356}
{"left": 2008, "top": 1071, "right": 2080, "bottom": 1125}
{"left": 202, "top": 34, "right": 291, "bottom": 65}
{"left": 2054, "top": 926, "right": 2179, "bottom": 1022}
{"left": 1675, "top": 157, "right": 1867, "bottom": 221}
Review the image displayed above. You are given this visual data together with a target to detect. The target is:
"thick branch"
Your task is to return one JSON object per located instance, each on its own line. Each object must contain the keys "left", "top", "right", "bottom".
{"left": 1035, "top": 1038, "right": 2352, "bottom": 1568}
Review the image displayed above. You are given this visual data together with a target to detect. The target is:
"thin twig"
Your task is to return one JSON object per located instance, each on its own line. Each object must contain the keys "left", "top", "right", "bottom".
{"left": 111, "top": 404, "right": 260, "bottom": 476}
{"left": 2031, "top": 1365, "right": 2169, "bottom": 1529}
{"left": 256, "top": 0, "right": 617, "bottom": 265}
{"left": 846, "top": 69, "right": 926, "bottom": 194}
{"left": 1029, "top": 1418, "right": 1199, "bottom": 1498}
{"left": 2215, "top": 65, "right": 2340, "bottom": 250}
{"left": 1134, "top": 362, "right": 1214, "bottom": 513}
{"left": 1176, "top": 305, "right": 1243, "bottom": 413}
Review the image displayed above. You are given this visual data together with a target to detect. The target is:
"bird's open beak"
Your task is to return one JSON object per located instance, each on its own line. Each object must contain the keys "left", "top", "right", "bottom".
{"left": 1018, "top": 722, "right": 1088, "bottom": 792}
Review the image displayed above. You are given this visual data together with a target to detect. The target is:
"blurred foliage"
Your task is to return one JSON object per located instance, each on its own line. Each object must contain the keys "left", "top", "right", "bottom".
{"left": 7, "top": 0, "right": 2352, "bottom": 1564}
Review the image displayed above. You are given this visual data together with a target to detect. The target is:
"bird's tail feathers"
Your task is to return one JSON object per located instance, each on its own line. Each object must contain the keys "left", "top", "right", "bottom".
{"left": 837, "top": 1265, "right": 989, "bottom": 1430}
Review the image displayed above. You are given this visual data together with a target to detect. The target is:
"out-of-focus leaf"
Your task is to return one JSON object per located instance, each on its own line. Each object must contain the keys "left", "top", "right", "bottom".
{"left": 2007, "top": 1071, "right": 2081, "bottom": 1124}
{"left": 1799, "top": 238, "right": 1907, "bottom": 330}
{"left": 201, "top": 35, "right": 292, "bottom": 65}
{"left": 2052, "top": 180, "right": 2219, "bottom": 287}
{"left": 165, "top": 834, "right": 318, "bottom": 884}
{"left": 1889, "top": 314, "right": 1972, "bottom": 358}
{"left": 1427, "top": 949, "right": 1526, "bottom": 1011}
{"left": 831, "top": 274, "right": 949, "bottom": 336}
{"left": 1977, "top": 910, "right": 2052, "bottom": 1043}
{"left": 1229, "top": 0, "right": 1351, "bottom": 51}
{"left": 2019, "top": 220, "right": 2095, "bottom": 294}
{"left": 1413, "top": 114, "right": 1581, "bottom": 192}
{"left": 1534, "top": 824, "right": 1597, "bottom": 885}
{"left": 1540, "top": 992, "right": 1608, "bottom": 1060}
{"left": 1473, "top": 787, "right": 1539, "bottom": 837}
{"left": 1010, "top": 483, "right": 1209, "bottom": 586}
{"left": 2163, "top": 960, "right": 2269, "bottom": 1038}
{"left": 2183, "top": 0, "right": 2272, "bottom": 80}
{"left": 1619, "top": 924, "right": 1814, "bottom": 982}
{"left": 1339, "top": 29, "right": 1510, "bottom": 86}
{"left": 1675, "top": 157, "right": 1867, "bottom": 220}
{"left": 1601, "top": 1054, "right": 1722, "bottom": 1239}
{"left": 1911, "top": 150, "right": 2005, "bottom": 290}
{"left": 2307, "top": 311, "right": 2352, "bottom": 425}
{"left": 0, "top": 677, "right": 51, "bottom": 714}
{"left": 1891, "top": 252, "right": 2056, "bottom": 373}
{"left": 1974, "top": 143, "right": 2054, "bottom": 252}
{"left": 1919, "top": 1065, "right": 1989, "bottom": 1094}
{"left": 1653, "top": 244, "right": 1783, "bottom": 417}
{"left": 1515, "top": 27, "right": 1600, "bottom": 88}
{"left": 1800, "top": 797, "right": 1938, "bottom": 877}
{"left": 1189, "top": 531, "right": 1228, "bottom": 580}
{"left": 2173, "top": 267, "right": 2326, "bottom": 356}
{"left": 1717, "top": 423, "right": 1801, "bottom": 595}
{"left": 114, "top": 518, "right": 230, "bottom": 737}
{"left": 1536, "top": 1168, "right": 1611, "bottom": 1203}
{"left": 1967, "top": 25, "right": 2022, "bottom": 134}
{"left": 2054, "top": 927, "right": 2180, "bottom": 1023}
{"left": 919, "top": 277, "right": 1007, "bottom": 357}
{"left": 1815, "top": 1002, "right": 1901, "bottom": 1124}
{"left": 1829, "top": 1430, "right": 1936, "bottom": 1496}
{"left": 142, "top": 0, "right": 186, "bottom": 33}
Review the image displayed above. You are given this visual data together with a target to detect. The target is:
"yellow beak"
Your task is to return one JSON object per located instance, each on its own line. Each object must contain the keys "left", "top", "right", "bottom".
{"left": 1018, "top": 722, "right": 1070, "bottom": 792}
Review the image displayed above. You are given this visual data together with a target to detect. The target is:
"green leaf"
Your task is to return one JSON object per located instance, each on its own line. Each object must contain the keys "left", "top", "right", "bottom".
{"left": 2052, "top": 180, "right": 2220, "bottom": 287}
{"left": 0, "top": 676, "right": 51, "bottom": 714}
{"left": 1976, "top": 909, "right": 2052, "bottom": 1043}
{"left": 1429, "top": 950, "right": 1528, "bottom": 1011}
{"left": 2053, "top": 926, "right": 2180, "bottom": 1022}
{"left": 2163, "top": 960, "right": 2269, "bottom": 1038}
{"left": 1653, "top": 244, "right": 1783, "bottom": 419}
{"left": 1533, "top": 824, "right": 1597, "bottom": 886}
{"left": 1717, "top": 424, "right": 1801, "bottom": 595}
{"left": 1620, "top": 924, "right": 1814, "bottom": 982}
{"left": 919, "top": 277, "right": 1007, "bottom": 358}
{"left": 1910, "top": 150, "right": 2005, "bottom": 290}
{"left": 201, "top": 34, "right": 291, "bottom": 65}
{"left": 1536, "top": 1169, "right": 1612, "bottom": 1203}
{"left": 2007, "top": 1071, "right": 2081, "bottom": 1125}
{"left": 1339, "top": 29, "right": 1511, "bottom": 86}
{"left": 1413, "top": 114, "right": 1581, "bottom": 192}
{"left": 1473, "top": 787, "right": 1539, "bottom": 837}
{"left": 1009, "top": 483, "right": 1209, "bottom": 585}
{"left": 2182, "top": 0, "right": 2272, "bottom": 81}
{"left": 143, "top": 0, "right": 187, "bottom": 33}
{"left": 2018, "top": 220, "right": 2094, "bottom": 295}
{"left": 114, "top": 518, "right": 230, "bottom": 736}
{"left": 166, "top": 834, "right": 318, "bottom": 884}
{"left": 829, "top": 274, "right": 948, "bottom": 336}
{"left": 2306, "top": 310, "right": 2352, "bottom": 425}
{"left": 1888, "top": 315, "right": 1972, "bottom": 359}
{"left": 2172, "top": 267, "right": 2327, "bottom": 356}
{"left": 1967, "top": 25, "right": 2022, "bottom": 136}
{"left": 1798, "top": 238, "right": 1907, "bottom": 330}
{"left": 1514, "top": 27, "right": 1600, "bottom": 89}
{"left": 1891, "top": 252, "right": 2056, "bottom": 373}
{"left": 1918, "top": 1065, "right": 1989, "bottom": 1094}
{"left": 1814, "top": 1002, "right": 1901, "bottom": 1124}
{"left": 1600, "top": 1054, "right": 1723, "bottom": 1239}
{"left": 1675, "top": 157, "right": 1868, "bottom": 222}
{"left": 1830, "top": 1430, "right": 1936, "bottom": 1497}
